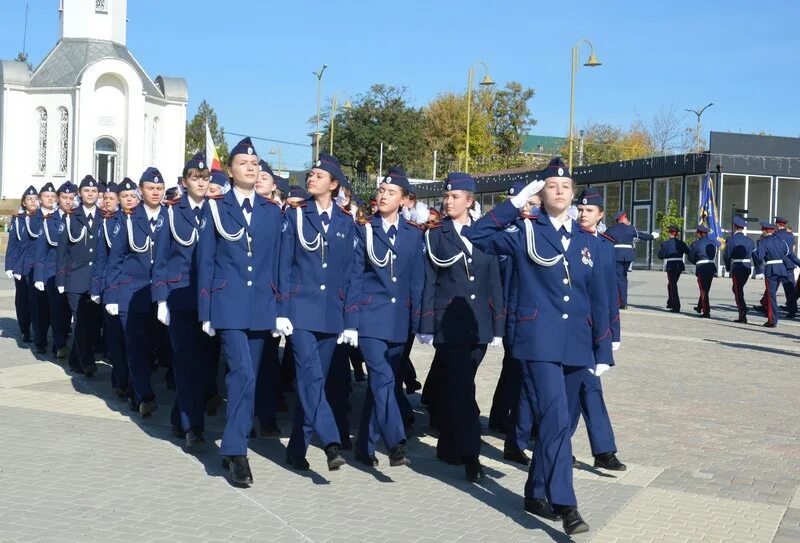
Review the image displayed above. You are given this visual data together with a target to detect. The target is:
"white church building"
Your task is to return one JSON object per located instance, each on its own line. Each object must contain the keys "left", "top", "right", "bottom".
{"left": 0, "top": 0, "right": 187, "bottom": 198}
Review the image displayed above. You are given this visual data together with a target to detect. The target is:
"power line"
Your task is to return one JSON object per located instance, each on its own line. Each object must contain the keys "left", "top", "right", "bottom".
{"left": 225, "top": 132, "right": 310, "bottom": 148}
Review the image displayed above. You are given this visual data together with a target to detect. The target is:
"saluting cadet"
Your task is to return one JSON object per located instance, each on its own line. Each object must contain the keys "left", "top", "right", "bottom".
{"left": 104, "top": 168, "right": 168, "bottom": 416}
{"left": 657, "top": 225, "right": 689, "bottom": 313}
{"left": 24, "top": 184, "right": 54, "bottom": 355}
{"left": 279, "top": 152, "right": 357, "bottom": 472}
{"left": 152, "top": 154, "right": 214, "bottom": 450}
{"left": 57, "top": 175, "right": 102, "bottom": 376}
{"left": 774, "top": 217, "right": 797, "bottom": 318}
{"left": 466, "top": 157, "right": 612, "bottom": 536}
{"left": 419, "top": 172, "right": 505, "bottom": 482}
{"left": 5, "top": 187, "right": 40, "bottom": 344}
{"left": 574, "top": 188, "right": 625, "bottom": 472}
{"left": 723, "top": 216, "right": 755, "bottom": 323}
{"left": 92, "top": 179, "right": 136, "bottom": 397}
{"left": 754, "top": 221, "right": 800, "bottom": 327}
{"left": 33, "top": 182, "right": 75, "bottom": 359}
{"left": 197, "top": 137, "right": 283, "bottom": 486}
{"left": 350, "top": 168, "right": 422, "bottom": 468}
{"left": 604, "top": 211, "right": 657, "bottom": 309}
{"left": 687, "top": 225, "right": 717, "bottom": 318}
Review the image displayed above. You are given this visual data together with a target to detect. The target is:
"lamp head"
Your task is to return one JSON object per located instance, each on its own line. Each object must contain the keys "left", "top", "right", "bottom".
{"left": 584, "top": 53, "right": 602, "bottom": 67}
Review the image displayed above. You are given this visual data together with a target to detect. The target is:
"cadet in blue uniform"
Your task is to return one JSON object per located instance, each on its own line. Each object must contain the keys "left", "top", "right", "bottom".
{"left": 33, "top": 182, "right": 75, "bottom": 359}
{"left": 22, "top": 185, "right": 51, "bottom": 354}
{"left": 153, "top": 154, "right": 214, "bottom": 450}
{"left": 197, "top": 137, "right": 283, "bottom": 486}
{"left": 5, "top": 187, "right": 40, "bottom": 344}
{"left": 574, "top": 188, "right": 625, "bottom": 471}
{"left": 604, "top": 211, "right": 657, "bottom": 309}
{"left": 279, "top": 152, "right": 356, "bottom": 472}
{"left": 57, "top": 175, "right": 102, "bottom": 375}
{"left": 420, "top": 172, "right": 505, "bottom": 481}
{"left": 774, "top": 217, "right": 797, "bottom": 318}
{"left": 104, "top": 167, "right": 168, "bottom": 416}
{"left": 687, "top": 225, "right": 717, "bottom": 318}
{"left": 466, "top": 158, "right": 611, "bottom": 536}
{"left": 754, "top": 222, "right": 800, "bottom": 327}
{"left": 350, "top": 169, "right": 421, "bottom": 468}
{"left": 723, "top": 216, "right": 755, "bottom": 323}
{"left": 657, "top": 225, "right": 689, "bottom": 313}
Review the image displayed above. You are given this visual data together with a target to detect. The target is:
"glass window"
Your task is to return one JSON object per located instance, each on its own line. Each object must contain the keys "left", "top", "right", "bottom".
{"left": 667, "top": 177, "right": 681, "bottom": 209}
{"left": 36, "top": 107, "right": 48, "bottom": 174}
{"left": 623, "top": 180, "right": 633, "bottom": 215}
{"left": 747, "top": 176, "right": 771, "bottom": 226}
{"left": 605, "top": 182, "right": 621, "bottom": 216}
{"left": 634, "top": 179, "right": 651, "bottom": 201}
{"left": 654, "top": 178, "right": 667, "bottom": 213}
{"left": 721, "top": 174, "right": 745, "bottom": 228}
{"left": 776, "top": 177, "right": 800, "bottom": 228}
{"left": 58, "top": 108, "right": 69, "bottom": 175}
{"left": 684, "top": 175, "right": 702, "bottom": 232}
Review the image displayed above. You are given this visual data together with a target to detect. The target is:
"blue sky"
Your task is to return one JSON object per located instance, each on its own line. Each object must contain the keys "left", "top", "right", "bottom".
{"left": 2, "top": 0, "right": 799, "bottom": 171}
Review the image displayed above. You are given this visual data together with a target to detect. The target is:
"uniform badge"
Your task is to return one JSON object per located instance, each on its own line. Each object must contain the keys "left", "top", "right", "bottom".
{"left": 386, "top": 176, "right": 392, "bottom": 182}
{"left": 446, "top": 183, "right": 452, "bottom": 190}
{"left": 581, "top": 198, "right": 588, "bottom": 205}
{"left": 199, "top": 162, "right": 205, "bottom": 169}
{"left": 558, "top": 167, "right": 564, "bottom": 176}
{"left": 315, "top": 160, "right": 321, "bottom": 167}
{"left": 199, "top": 217, "right": 207, "bottom": 232}
{"left": 504, "top": 224, "right": 519, "bottom": 233}
{"left": 281, "top": 220, "right": 288, "bottom": 233}
{"left": 581, "top": 247, "right": 593, "bottom": 267}
{"left": 112, "top": 223, "right": 121, "bottom": 237}
{"left": 509, "top": 187, "right": 516, "bottom": 195}
{"left": 154, "top": 176, "right": 159, "bottom": 183}
{"left": 58, "top": 223, "right": 65, "bottom": 234}
{"left": 155, "top": 216, "right": 164, "bottom": 231}
{"left": 247, "top": 147, "right": 253, "bottom": 155}
{"left": 353, "top": 238, "right": 358, "bottom": 248}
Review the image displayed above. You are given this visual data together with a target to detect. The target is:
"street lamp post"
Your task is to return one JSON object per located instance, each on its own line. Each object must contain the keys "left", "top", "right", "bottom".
{"left": 567, "top": 39, "right": 602, "bottom": 173}
{"left": 313, "top": 64, "right": 328, "bottom": 161}
{"left": 685, "top": 103, "right": 714, "bottom": 152}
{"left": 329, "top": 94, "right": 353, "bottom": 155}
{"left": 465, "top": 61, "right": 495, "bottom": 173}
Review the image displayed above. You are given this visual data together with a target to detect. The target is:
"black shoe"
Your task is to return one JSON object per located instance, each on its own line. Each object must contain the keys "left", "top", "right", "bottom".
{"left": 353, "top": 372, "right": 367, "bottom": 383}
{"left": 222, "top": 455, "right": 253, "bottom": 486}
{"left": 594, "top": 452, "right": 627, "bottom": 471}
{"left": 21, "top": 335, "right": 33, "bottom": 343}
{"left": 554, "top": 506, "right": 589, "bottom": 535}
{"left": 503, "top": 446, "right": 530, "bottom": 465}
{"left": 354, "top": 451, "right": 379, "bottom": 467}
{"left": 171, "top": 426, "right": 186, "bottom": 439}
{"left": 764, "top": 321, "right": 777, "bottom": 328}
{"left": 128, "top": 397, "right": 139, "bottom": 412}
{"left": 324, "top": 443, "right": 346, "bottom": 471}
{"left": 56, "top": 347, "right": 69, "bottom": 359}
{"left": 405, "top": 380, "right": 422, "bottom": 394}
{"left": 753, "top": 304, "right": 766, "bottom": 314}
{"left": 572, "top": 455, "right": 578, "bottom": 468}
{"left": 693, "top": 305, "right": 701, "bottom": 314}
{"left": 699, "top": 313, "right": 711, "bottom": 319}
{"left": 34, "top": 345, "right": 47, "bottom": 354}
{"left": 787, "top": 312, "right": 797, "bottom": 319}
{"left": 388, "top": 443, "right": 411, "bottom": 467}
{"left": 523, "top": 497, "right": 560, "bottom": 521}
{"left": 139, "top": 400, "right": 158, "bottom": 418}
{"left": 670, "top": 308, "right": 681, "bottom": 313}
{"left": 780, "top": 304, "right": 788, "bottom": 311}
{"left": 464, "top": 459, "right": 484, "bottom": 482}
{"left": 619, "top": 305, "right": 628, "bottom": 310}
{"left": 113, "top": 387, "right": 129, "bottom": 398}
{"left": 185, "top": 429, "right": 205, "bottom": 450}
{"left": 83, "top": 363, "right": 97, "bottom": 377}
{"left": 286, "top": 454, "right": 310, "bottom": 471}
{"left": 734, "top": 317, "right": 747, "bottom": 323}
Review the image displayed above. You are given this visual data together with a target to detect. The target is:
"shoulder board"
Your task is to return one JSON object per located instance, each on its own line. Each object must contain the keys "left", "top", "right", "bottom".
{"left": 123, "top": 209, "right": 136, "bottom": 216}
{"left": 166, "top": 197, "right": 181, "bottom": 207}
{"left": 406, "top": 220, "right": 424, "bottom": 230}
{"left": 287, "top": 201, "right": 306, "bottom": 209}
{"left": 63, "top": 208, "right": 75, "bottom": 215}
{"left": 523, "top": 213, "right": 539, "bottom": 220}
{"left": 265, "top": 197, "right": 281, "bottom": 207}
{"left": 208, "top": 194, "right": 225, "bottom": 200}
{"left": 600, "top": 232, "right": 616, "bottom": 243}
{"left": 425, "top": 221, "right": 443, "bottom": 229}
{"left": 339, "top": 206, "right": 352, "bottom": 216}
{"left": 102, "top": 211, "right": 116, "bottom": 219}
{"left": 44, "top": 214, "right": 56, "bottom": 220}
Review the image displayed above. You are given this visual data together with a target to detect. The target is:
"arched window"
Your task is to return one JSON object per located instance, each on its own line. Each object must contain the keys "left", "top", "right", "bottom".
{"left": 151, "top": 117, "right": 159, "bottom": 165}
{"left": 36, "top": 107, "right": 48, "bottom": 174}
{"left": 58, "top": 108, "right": 69, "bottom": 174}
{"left": 94, "top": 137, "right": 118, "bottom": 184}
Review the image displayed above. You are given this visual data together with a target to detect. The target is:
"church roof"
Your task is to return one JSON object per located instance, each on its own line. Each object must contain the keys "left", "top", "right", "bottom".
{"left": 30, "top": 38, "right": 163, "bottom": 98}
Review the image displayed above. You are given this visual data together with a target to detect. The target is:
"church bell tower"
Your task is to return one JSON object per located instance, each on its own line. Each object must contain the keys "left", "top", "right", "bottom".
{"left": 59, "top": 0, "right": 127, "bottom": 45}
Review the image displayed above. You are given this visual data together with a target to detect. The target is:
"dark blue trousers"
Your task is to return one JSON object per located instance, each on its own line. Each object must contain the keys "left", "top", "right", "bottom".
{"left": 570, "top": 372, "right": 617, "bottom": 456}
{"left": 103, "top": 311, "right": 128, "bottom": 390}
{"left": 27, "top": 270, "right": 49, "bottom": 349}
{"left": 666, "top": 269, "right": 682, "bottom": 310}
{"left": 780, "top": 273, "right": 797, "bottom": 313}
{"left": 355, "top": 338, "right": 406, "bottom": 457}
{"left": 14, "top": 276, "right": 31, "bottom": 339}
{"left": 615, "top": 260, "right": 631, "bottom": 307}
{"left": 522, "top": 361, "right": 586, "bottom": 507}
{"left": 169, "top": 310, "right": 212, "bottom": 432}
{"left": 254, "top": 335, "right": 281, "bottom": 428}
{"left": 501, "top": 353, "right": 535, "bottom": 452}
{"left": 286, "top": 330, "right": 340, "bottom": 457}
{"left": 218, "top": 328, "right": 266, "bottom": 456}
{"left": 764, "top": 276, "right": 781, "bottom": 325}
{"left": 45, "top": 277, "right": 70, "bottom": 354}
{"left": 327, "top": 343, "right": 353, "bottom": 445}
{"left": 120, "top": 310, "right": 156, "bottom": 403}
{"left": 730, "top": 267, "right": 749, "bottom": 319}
{"left": 67, "top": 292, "right": 100, "bottom": 372}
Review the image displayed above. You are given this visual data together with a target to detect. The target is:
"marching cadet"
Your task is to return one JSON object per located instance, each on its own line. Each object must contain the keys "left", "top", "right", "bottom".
{"left": 153, "top": 154, "right": 214, "bottom": 449}
{"left": 723, "top": 216, "right": 755, "bottom": 323}
{"left": 197, "top": 137, "right": 283, "bottom": 486}
{"left": 657, "top": 225, "right": 689, "bottom": 313}
{"left": 350, "top": 168, "right": 422, "bottom": 468}
{"left": 687, "top": 225, "right": 717, "bottom": 318}
{"left": 33, "top": 182, "right": 75, "bottom": 359}
{"left": 92, "top": 179, "right": 136, "bottom": 397}
{"left": 573, "top": 188, "right": 626, "bottom": 471}
{"left": 208, "top": 169, "right": 229, "bottom": 197}
{"left": 419, "top": 172, "right": 505, "bottom": 482}
{"left": 104, "top": 168, "right": 168, "bottom": 416}
{"left": 279, "top": 152, "right": 356, "bottom": 472}
{"left": 466, "top": 157, "right": 612, "bottom": 536}
{"left": 57, "top": 175, "right": 102, "bottom": 376}
{"left": 24, "top": 184, "right": 53, "bottom": 355}
{"left": 5, "top": 186, "right": 40, "bottom": 344}
{"left": 774, "top": 216, "right": 797, "bottom": 318}
{"left": 605, "top": 211, "right": 657, "bottom": 309}
{"left": 754, "top": 221, "right": 800, "bottom": 327}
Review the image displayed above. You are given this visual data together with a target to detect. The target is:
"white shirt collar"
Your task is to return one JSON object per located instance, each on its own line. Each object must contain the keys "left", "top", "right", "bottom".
{"left": 41, "top": 207, "right": 55, "bottom": 216}
{"left": 232, "top": 187, "right": 254, "bottom": 208}
{"left": 144, "top": 205, "right": 161, "bottom": 221}
{"left": 188, "top": 197, "right": 204, "bottom": 210}
{"left": 316, "top": 201, "right": 334, "bottom": 217}
{"left": 382, "top": 215, "right": 400, "bottom": 233}
{"left": 548, "top": 215, "right": 573, "bottom": 233}
{"left": 82, "top": 205, "right": 97, "bottom": 216}
{"left": 452, "top": 219, "right": 472, "bottom": 234}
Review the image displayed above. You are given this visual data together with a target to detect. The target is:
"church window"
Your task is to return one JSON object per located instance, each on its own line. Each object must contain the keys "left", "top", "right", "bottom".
{"left": 58, "top": 108, "right": 69, "bottom": 174}
{"left": 36, "top": 108, "right": 48, "bottom": 174}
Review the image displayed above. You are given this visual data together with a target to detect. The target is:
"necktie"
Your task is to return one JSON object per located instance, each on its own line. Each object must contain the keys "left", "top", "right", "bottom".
{"left": 149, "top": 218, "right": 157, "bottom": 230}
{"left": 387, "top": 225, "right": 397, "bottom": 239}
{"left": 241, "top": 199, "right": 252, "bottom": 213}
{"left": 87, "top": 213, "right": 94, "bottom": 227}
{"left": 559, "top": 226, "right": 572, "bottom": 239}
{"left": 193, "top": 207, "right": 202, "bottom": 224}
{"left": 320, "top": 211, "right": 330, "bottom": 227}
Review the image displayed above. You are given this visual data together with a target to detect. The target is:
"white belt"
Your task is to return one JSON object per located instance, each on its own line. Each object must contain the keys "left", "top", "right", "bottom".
{"left": 615, "top": 244, "right": 633, "bottom": 249}
{"left": 731, "top": 259, "right": 751, "bottom": 264}
{"left": 695, "top": 259, "right": 715, "bottom": 265}
{"left": 664, "top": 258, "right": 683, "bottom": 262}
{"left": 766, "top": 260, "right": 783, "bottom": 265}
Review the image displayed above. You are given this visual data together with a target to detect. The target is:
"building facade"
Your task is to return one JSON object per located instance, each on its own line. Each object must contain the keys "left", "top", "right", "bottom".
{"left": 0, "top": 0, "right": 188, "bottom": 198}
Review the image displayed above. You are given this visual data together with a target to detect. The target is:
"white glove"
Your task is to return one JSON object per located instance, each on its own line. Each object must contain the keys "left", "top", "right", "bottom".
{"left": 416, "top": 333, "right": 434, "bottom": 345}
{"left": 489, "top": 336, "right": 503, "bottom": 348}
{"left": 105, "top": 303, "right": 119, "bottom": 316}
{"left": 589, "top": 363, "right": 610, "bottom": 377}
{"left": 13, "top": 274, "right": 21, "bottom": 281}
{"left": 157, "top": 301, "right": 170, "bottom": 325}
{"left": 723, "top": 271, "right": 730, "bottom": 278}
{"left": 202, "top": 321, "right": 216, "bottom": 337}
{"left": 5, "top": 270, "right": 13, "bottom": 279}
{"left": 34, "top": 281, "right": 45, "bottom": 292}
{"left": 612, "top": 341, "right": 620, "bottom": 352}
{"left": 650, "top": 231, "right": 660, "bottom": 238}
{"left": 90, "top": 295, "right": 101, "bottom": 304}
{"left": 57, "top": 286, "right": 65, "bottom": 294}
{"left": 755, "top": 273, "right": 764, "bottom": 280}
{"left": 566, "top": 205, "right": 579, "bottom": 221}
{"left": 510, "top": 179, "right": 545, "bottom": 209}
{"left": 337, "top": 328, "right": 358, "bottom": 348}
{"left": 273, "top": 317, "right": 293, "bottom": 337}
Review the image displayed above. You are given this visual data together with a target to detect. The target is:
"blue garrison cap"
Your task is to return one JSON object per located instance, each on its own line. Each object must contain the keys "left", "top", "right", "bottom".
{"left": 613, "top": 210, "right": 627, "bottom": 222}
{"left": 288, "top": 185, "right": 310, "bottom": 200}
{"left": 57, "top": 182, "right": 77, "bottom": 194}
{"left": 79, "top": 175, "right": 98, "bottom": 189}
{"left": 98, "top": 182, "right": 108, "bottom": 194}
{"left": 210, "top": 170, "right": 229, "bottom": 187}
{"left": 228, "top": 137, "right": 257, "bottom": 165}
{"left": 382, "top": 166, "right": 412, "bottom": 192}
{"left": 183, "top": 152, "right": 207, "bottom": 176}
{"left": 444, "top": 172, "right": 476, "bottom": 192}
{"left": 313, "top": 152, "right": 347, "bottom": 185}
{"left": 577, "top": 187, "right": 604, "bottom": 209}
{"left": 695, "top": 224, "right": 709, "bottom": 234}
{"left": 760, "top": 221, "right": 776, "bottom": 230}
{"left": 274, "top": 174, "right": 290, "bottom": 195}
{"left": 541, "top": 157, "right": 570, "bottom": 179}
{"left": 23, "top": 185, "right": 38, "bottom": 197}
{"left": 508, "top": 181, "right": 526, "bottom": 197}
{"left": 140, "top": 167, "right": 164, "bottom": 184}
{"left": 39, "top": 182, "right": 56, "bottom": 194}
{"left": 775, "top": 216, "right": 788, "bottom": 225}
{"left": 732, "top": 215, "right": 747, "bottom": 228}
{"left": 259, "top": 160, "right": 274, "bottom": 176}
{"left": 116, "top": 178, "right": 137, "bottom": 193}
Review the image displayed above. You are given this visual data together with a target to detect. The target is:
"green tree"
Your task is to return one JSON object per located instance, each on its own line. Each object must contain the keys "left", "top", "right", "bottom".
{"left": 655, "top": 199, "right": 685, "bottom": 241}
{"left": 491, "top": 82, "right": 536, "bottom": 157}
{"left": 423, "top": 90, "right": 495, "bottom": 170}
{"left": 185, "top": 100, "right": 229, "bottom": 164}
{"left": 562, "top": 121, "right": 655, "bottom": 166}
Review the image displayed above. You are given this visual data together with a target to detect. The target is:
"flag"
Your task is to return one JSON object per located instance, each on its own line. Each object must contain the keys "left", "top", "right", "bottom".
{"left": 699, "top": 169, "right": 724, "bottom": 247}
{"left": 205, "top": 122, "right": 223, "bottom": 171}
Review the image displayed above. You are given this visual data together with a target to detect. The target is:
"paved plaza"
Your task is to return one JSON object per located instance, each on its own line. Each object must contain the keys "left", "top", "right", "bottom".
{"left": 0, "top": 270, "right": 798, "bottom": 542}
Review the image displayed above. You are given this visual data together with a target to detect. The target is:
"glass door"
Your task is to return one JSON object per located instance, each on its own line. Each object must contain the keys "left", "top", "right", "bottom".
{"left": 633, "top": 204, "right": 651, "bottom": 268}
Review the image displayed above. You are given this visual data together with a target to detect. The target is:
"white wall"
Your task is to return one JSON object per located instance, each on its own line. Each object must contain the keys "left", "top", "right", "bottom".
{"left": 60, "top": 0, "right": 127, "bottom": 45}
